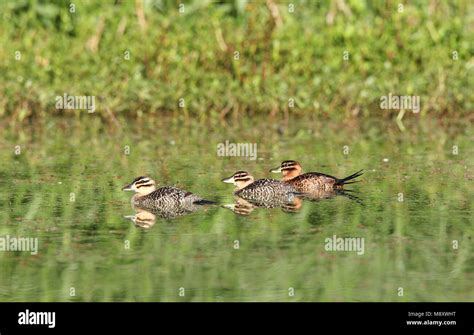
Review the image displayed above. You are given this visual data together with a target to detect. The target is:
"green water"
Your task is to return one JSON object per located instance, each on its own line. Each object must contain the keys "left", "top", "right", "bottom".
{"left": 0, "top": 117, "right": 473, "bottom": 301}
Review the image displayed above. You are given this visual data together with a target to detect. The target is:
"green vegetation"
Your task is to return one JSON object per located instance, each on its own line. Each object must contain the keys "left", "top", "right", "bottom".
{"left": 0, "top": 0, "right": 472, "bottom": 124}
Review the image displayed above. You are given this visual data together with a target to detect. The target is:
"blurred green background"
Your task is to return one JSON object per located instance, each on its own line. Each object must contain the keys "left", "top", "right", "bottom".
{"left": 0, "top": 0, "right": 472, "bottom": 124}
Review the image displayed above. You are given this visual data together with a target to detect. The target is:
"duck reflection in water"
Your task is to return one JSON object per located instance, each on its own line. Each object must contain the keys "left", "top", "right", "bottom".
{"left": 300, "top": 188, "right": 363, "bottom": 204}
{"left": 223, "top": 188, "right": 362, "bottom": 216}
{"left": 124, "top": 208, "right": 157, "bottom": 229}
{"left": 223, "top": 194, "right": 303, "bottom": 216}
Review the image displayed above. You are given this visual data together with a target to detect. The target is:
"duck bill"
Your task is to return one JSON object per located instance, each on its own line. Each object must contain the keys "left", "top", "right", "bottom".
{"left": 121, "top": 183, "right": 134, "bottom": 191}
{"left": 221, "top": 176, "right": 235, "bottom": 184}
{"left": 269, "top": 166, "right": 282, "bottom": 173}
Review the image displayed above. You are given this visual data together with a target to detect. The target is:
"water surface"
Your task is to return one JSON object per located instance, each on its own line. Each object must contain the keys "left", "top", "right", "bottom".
{"left": 0, "top": 117, "right": 472, "bottom": 301}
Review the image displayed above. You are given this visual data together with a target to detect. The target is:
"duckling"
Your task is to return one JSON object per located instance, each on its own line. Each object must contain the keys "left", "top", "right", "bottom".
{"left": 270, "top": 160, "right": 364, "bottom": 192}
{"left": 124, "top": 209, "right": 157, "bottom": 229}
{"left": 122, "top": 176, "right": 214, "bottom": 212}
{"left": 221, "top": 171, "right": 298, "bottom": 203}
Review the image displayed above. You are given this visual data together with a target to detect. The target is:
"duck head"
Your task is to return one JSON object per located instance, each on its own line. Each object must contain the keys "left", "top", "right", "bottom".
{"left": 270, "top": 160, "right": 302, "bottom": 181}
{"left": 221, "top": 171, "right": 255, "bottom": 190}
{"left": 122, "top": 176, "right": 156, "bottom": 195}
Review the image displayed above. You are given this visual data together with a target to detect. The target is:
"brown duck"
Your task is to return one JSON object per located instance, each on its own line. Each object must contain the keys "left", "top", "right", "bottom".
{"left": 270, "top": 160, "right": 364, "bottom": 193}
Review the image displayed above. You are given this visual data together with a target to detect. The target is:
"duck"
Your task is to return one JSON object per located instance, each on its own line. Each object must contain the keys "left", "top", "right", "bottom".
{"left": 122, "top": 176, "right": 214, "bottom": 212}
{"left": 270, "top": 160, "right": 364, "bottom": 192}
{"left": 221, "top": 171, "right": 298, "bottom": 203}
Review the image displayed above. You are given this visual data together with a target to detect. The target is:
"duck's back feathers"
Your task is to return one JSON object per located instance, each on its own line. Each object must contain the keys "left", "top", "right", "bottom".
{"left": 133, "top": 186, "right": 211, "bottom": 211}
{"left": 287, "top": 173, "right": 338, "bottom": 192}
{"left": 287, "top": 170, "right": 364, "bottom": 192}
{"left": 235, "top": 178, "right": 297, "bottom": 201}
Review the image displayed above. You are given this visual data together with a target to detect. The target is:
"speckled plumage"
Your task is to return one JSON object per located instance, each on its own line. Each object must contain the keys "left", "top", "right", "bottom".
{"left": 235, "top": 178, "right": 298, "bottom": 203}
{"left": 285, "top": 172, "right": 341, "bottom": 192}
{"left": 271, "top": 161, "right": 364, "bottom": 192}
{"left": 132, "top": 186, "right": 203, "bottom": 211}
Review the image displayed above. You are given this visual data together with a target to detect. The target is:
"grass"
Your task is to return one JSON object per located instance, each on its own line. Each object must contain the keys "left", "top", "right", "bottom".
{"left": 0, "top": 0, "right": 472, "bottom": 124}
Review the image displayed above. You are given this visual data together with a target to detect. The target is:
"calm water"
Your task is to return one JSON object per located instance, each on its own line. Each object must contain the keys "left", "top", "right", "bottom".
{"left": 0, "top": 117, "right": 472, "bottom": 301}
